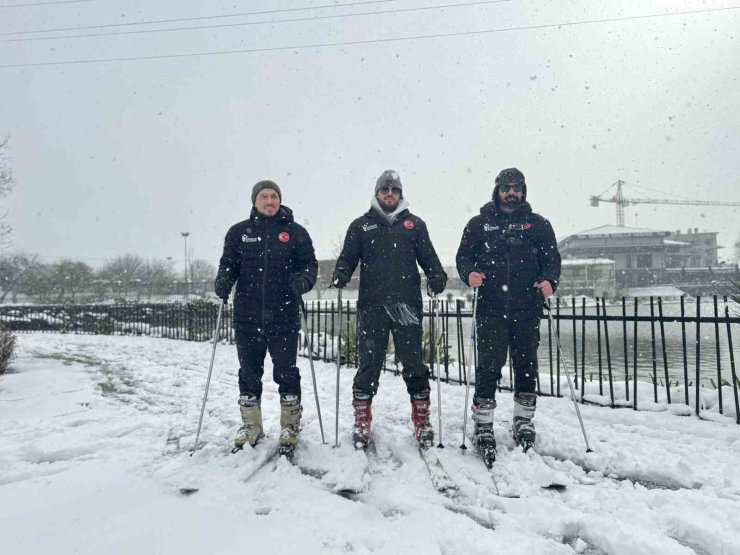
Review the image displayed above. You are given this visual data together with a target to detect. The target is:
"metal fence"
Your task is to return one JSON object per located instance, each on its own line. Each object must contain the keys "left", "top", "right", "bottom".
{"left": 1, "top": 295, "right": 737, "bottom": 423}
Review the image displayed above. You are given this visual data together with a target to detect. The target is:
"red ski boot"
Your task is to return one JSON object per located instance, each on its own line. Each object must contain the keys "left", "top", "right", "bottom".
{"left": 352, "top": 397, "right": 372, "bottom": 450}
{"left": 411, "top": 391, "right": 434, "bottom": 449}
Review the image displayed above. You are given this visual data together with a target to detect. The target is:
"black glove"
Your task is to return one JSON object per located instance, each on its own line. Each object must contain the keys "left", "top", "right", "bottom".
{"left": 426, "top": 274, "right": 446, "bottom": 295}
{"left": 214, "top": 277, "right": 233, "bottom": 300}
{"left": 291, "top": 274, "right": 312, "bottom": 296}
{"left": 331, "top": 269, "right": 350, "bottom": 289}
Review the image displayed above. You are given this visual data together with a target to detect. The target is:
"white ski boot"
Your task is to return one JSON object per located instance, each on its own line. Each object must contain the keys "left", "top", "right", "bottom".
{"left": 233, "top": 395, "right": 264, "bottom": 452}
{"left": 278, "top": 394, "right": 302, "bottom": 460}
{"left": 472, "top": 397, "right": 497, "bottom": 467}
{"left": 513, "top": 392, "right": 536, "bottom": 452}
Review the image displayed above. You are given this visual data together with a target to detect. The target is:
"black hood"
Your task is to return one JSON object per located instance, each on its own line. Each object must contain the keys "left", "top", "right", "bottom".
{"left": 492, "top": 167, "right": 527, "bottom": 209}
{"left": 480, "top": 200, "right": 532, "bottom": 216}
{"left": 249, "top": 205, "right": 295, "bottom": 223}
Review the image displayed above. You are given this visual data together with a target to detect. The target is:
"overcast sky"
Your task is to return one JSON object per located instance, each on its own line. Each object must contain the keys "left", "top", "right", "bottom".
{"left": 1, "top": 0, "right": 739, "bottom": 271}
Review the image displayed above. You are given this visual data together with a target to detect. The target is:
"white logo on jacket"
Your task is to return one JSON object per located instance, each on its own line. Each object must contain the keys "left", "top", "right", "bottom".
{"left": 242, "top": 234, "right": 260, "bottom": 243}
{"left": 362, "top": 223, "right": 379, "bottom": 232}
{"left": 484, "top": 224, "right": 499, "bottom": 232}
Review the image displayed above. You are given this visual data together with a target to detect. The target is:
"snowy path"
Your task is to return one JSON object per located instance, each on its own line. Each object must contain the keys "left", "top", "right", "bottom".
{"left": 2, "top": 334, "right": 740, "bottom": 555}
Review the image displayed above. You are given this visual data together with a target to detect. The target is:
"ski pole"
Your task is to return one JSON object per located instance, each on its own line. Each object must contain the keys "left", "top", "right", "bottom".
{"left": 545, "top": 299, "right": 593, "bottom": 453}
{"left": 334, "top": 288, "right": 343, "bottom": 448}
{"left": 300, "top": 298, "right": 326, "bottom": 445}
{"left": 191, "top": 298, "right": 226, "bottom": 455}
{"left": 460, "top": 288, "right": 479, "bottom": 451}
{"left": 431, "top": 294, "right": 445, "bottom": 448}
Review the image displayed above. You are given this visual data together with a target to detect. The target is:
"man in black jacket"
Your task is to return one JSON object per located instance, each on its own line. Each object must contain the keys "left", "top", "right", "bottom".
{"left": 332, "top": 170, "right": 447, "bottom": 450}
{"left": 456, "top": 168, "right": 560, "bottom": 462}
{"left": 215, "top": 180, "right": 318, "bottom": 457}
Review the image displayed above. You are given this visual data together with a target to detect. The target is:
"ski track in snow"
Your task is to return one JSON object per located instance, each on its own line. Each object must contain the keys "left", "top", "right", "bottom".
{"left": 1, "top": 334, "right": 739, "bottom": 555}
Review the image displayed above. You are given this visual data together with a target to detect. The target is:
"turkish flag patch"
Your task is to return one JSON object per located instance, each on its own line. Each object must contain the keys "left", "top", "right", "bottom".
{"left": 278, "top": 231, "right": 290, "bottom": 243}
{"left": 523, "top": 223, "right": 532, "bottom": 230}
{"left": 403, "top": 219, "right": 415, "bottom": 230}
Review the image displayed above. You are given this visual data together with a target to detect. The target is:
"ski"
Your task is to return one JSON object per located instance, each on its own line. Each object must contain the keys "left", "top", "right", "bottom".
{"left": 503, "top": 422, "right": 569, "bottom": 491}
{"left": 470, "top": 442, "right": 568, "bottom": 497}
{"left": 419, "top": 445, "right": 458, "bottom": 494}
{"left": 333, "top": 442, "right": 373, "bottom": 495}
{"left": 179, "top": 443, "right": 280, "bottom": 495}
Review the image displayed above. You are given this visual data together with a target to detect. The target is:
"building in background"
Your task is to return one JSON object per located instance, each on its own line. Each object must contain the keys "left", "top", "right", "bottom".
{"left": 665, "top": 228, "right": 719, "bottom": 268}
{"left": 558, "top": 258, "right": 616, "bottom": 299}
{"left": 558, "top": 225, "right": 737, "bottom": 296}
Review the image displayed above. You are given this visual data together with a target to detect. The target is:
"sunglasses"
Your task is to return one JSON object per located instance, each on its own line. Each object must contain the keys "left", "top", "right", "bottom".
{"left": 379, "top": 185, "right": 402, "bottom": 195}
{"left": 499, "top": 182, "right": 524, "bottom": 193}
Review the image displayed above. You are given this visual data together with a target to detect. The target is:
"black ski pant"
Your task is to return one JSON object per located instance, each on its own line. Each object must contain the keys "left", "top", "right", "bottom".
{"left": 474, "top": 313, "right": 540, "bottom": 401}
{"left": 353, "top": 305, "right": 430, "bottom": 400}
{"left": 235, "top": 325, "right": 300, "bottom": 401}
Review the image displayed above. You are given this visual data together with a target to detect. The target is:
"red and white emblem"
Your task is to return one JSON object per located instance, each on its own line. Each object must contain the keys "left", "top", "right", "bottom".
{"left": 278, "top": 231, "right": 290, "bottom": 243}
{"left": 403, "top": 219, "right": 415, "bottom": 230}
{"left": 523, "top": 222, "right": 532, "bottom": 230}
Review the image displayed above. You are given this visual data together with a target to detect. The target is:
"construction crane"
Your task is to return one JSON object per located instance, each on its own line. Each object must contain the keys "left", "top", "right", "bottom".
{"left": 590, "top": 180, "right": 740, "bottom": 226}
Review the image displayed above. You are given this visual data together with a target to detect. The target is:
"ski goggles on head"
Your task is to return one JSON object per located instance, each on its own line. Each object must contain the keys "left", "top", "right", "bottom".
{"left": 498, "top": 182, "right": 524, "bottom": 193}
{"left": 378, "top": 185, "right": 402, "bottom": 195}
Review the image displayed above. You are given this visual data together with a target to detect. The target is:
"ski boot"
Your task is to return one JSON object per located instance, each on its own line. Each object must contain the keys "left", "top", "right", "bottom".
{"left": 278, "top": 394, "right": 302, "bottom": 461}
{"left": 513, "top": 392, "right": 537, "bottom": 452}
{"left": 411, "top": 390, "right": 434, "bottom": 449}
{"left": 233, "top": 395, "right": 264, "bottom": 453}
{"left": 472, "top": 397, "right": 497, "bottom": 467}
{"left": 352, "top": 392, "right": 372, "bottom": 450}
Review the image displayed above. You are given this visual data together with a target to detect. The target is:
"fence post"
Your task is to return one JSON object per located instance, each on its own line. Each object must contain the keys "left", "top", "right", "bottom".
{"left": 723, "top": 296, "right": 739, "bottom": 424}
{"left": 581, "top": 297, "right": 586, "bottom": 403}
{"left": 596, "top": 297, "right": 603, "bottom": 396}
{"left": 650, "top": 296, "right": 658, "bottom": 403}
{"left": 713, "top": 295, "right": 723, "bottom": 415}
{"left": 681, "top": 296, "right": 689, "bottom": 405}
{"left": 695, "top": 296, "right": 702, "bottom": 416}
{"left": 658, "top": 297, "right": 671, "bottom": 404}
{"left": 572, "top": 297, "right": 578, "bottom": 391}
{"left": 602, "top": 298, "right": 614, "bottom": 407}
{"left": 622, "top": 297, "right": 629, "bottom": 402}
{"left": 556, "top": 297, "right": 561, "bottom": 397}
{"left": 547, "top": 304, "right": 553, "bottom": 395}
{"left": 633, "top": 298, "right": 639, "bottom": 411}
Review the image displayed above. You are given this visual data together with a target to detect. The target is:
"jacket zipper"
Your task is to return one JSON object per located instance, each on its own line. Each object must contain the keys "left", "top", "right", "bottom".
{"left": 505, "top": 215, "right": 511, "bottom": 320}
{"left": 261, "top": 218, "right": 271, "bottom": 332}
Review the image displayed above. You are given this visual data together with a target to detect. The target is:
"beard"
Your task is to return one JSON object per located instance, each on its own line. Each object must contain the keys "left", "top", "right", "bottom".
{"left": 379, "top": 196, "right": 400, "bottom": 213}
{"left": 501, "top": 195, "right": 521, "bottom": 211}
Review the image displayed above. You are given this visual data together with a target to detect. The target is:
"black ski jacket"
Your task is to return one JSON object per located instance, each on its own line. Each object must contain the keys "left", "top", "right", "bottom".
{"left": 216, "top": 205, "right": 318, "bottom": 332}
{"left": 335, "top": 207, "right": 446, "bottom": 310}
{"left": 456, "top": 200, "right": 560, "bottom": 318}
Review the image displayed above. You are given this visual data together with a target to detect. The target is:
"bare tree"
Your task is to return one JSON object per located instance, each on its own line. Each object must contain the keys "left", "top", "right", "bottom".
{"left": 23, "top": 260, "right": 55, "bottom": 303}
{"left": 98, "top": 254, "right": 145, "bottom": 295}
{"left": 0, "top": 253, "right": 39, "bottom": 303}
{"left": 53, "top": 260, "right": 93, "bottom": 303}
{"left": 0, "top": 137, "right": 16, "bottom": 244}
{"left": 142, "top": 258, "right": 177, "bottom": 290}
{"left": 188, "top": 259, "right": 216, "bottom": 283}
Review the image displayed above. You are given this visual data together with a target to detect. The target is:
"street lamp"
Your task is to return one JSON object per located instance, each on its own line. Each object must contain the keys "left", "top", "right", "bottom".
{"left": 181, "top": 232, "right": 190, "bottom": 301}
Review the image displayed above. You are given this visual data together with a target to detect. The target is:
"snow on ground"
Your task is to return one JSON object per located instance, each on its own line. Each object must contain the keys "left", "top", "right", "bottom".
{"left": 2, "top": 334, "right": 740, "bottom": 555}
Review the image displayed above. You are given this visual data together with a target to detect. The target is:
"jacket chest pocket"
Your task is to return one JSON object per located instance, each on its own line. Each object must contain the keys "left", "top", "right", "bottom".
{"left": 360, "top": 228, "right": 384, "bottom": 258}
{"left": 238, "top": 238, "right": 264, "bottom": 264}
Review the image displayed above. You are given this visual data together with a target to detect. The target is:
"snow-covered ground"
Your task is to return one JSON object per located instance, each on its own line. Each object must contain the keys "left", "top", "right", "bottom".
{"left": 2, "top": 334, "right": 740, "bottom": 555}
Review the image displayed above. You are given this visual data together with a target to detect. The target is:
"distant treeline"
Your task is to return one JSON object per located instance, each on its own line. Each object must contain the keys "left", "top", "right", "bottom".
{"left": 0, "top": 253, "right": 216, "bottom": 304}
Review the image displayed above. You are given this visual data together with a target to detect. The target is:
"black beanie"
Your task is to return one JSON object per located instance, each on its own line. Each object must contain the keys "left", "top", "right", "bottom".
{"left": 251, "top": 180, "right": 282, "bottom": 205}
{"left": 493, "top": 167, "right": 527, "bottom": 201}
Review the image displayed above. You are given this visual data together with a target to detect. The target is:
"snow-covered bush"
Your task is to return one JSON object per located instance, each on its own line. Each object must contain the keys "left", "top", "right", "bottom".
{"left": 0, "top": 325, "right": 15, "bottom": 374}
